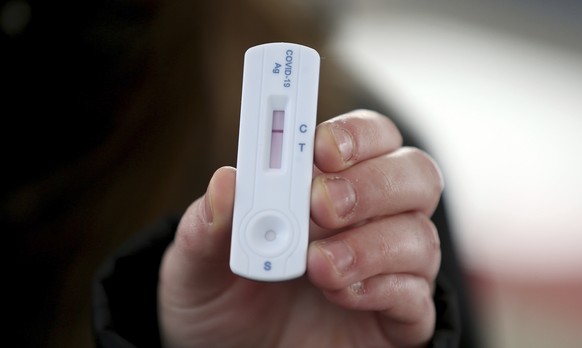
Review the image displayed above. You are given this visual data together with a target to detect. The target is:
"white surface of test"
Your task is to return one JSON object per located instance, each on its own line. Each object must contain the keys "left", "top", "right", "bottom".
{"left": 230, "top": 42, "right": 320, "bottom": 281}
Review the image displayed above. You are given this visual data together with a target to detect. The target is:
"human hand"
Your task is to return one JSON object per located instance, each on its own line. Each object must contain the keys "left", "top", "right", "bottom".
{"left": 158, "top": 110, "right": 444, "bottom": 347}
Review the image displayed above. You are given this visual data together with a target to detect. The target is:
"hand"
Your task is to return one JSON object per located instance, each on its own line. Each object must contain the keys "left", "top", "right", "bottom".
{"left": 158, "top": 110, "right": 444, "bottom": 347}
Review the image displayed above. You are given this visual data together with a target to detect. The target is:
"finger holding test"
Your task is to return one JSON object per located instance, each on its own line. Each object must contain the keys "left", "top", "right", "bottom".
{"left": 308, "top": 212, "right": 441, "bottom": 291}
{"left": 160, "top": 167, "right": 237, "bottom": 307}
{"left": 314, "top": 110, "right": 403, "bottom": 173}
{"left": 310, "top": 147, "right": 444, "bottom": 231}
{"left": 306, "top": 212, "right": 440, "bottom": 346}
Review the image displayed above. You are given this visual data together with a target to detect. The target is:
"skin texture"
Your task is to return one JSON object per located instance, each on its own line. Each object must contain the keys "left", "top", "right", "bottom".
{"left": 158, "top": 110, "right": 444, "bottom": 348}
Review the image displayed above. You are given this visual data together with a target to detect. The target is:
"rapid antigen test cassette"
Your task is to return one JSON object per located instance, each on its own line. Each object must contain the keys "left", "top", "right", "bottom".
{"left": 230, "top": 43, "right": 320, "bottom": 281}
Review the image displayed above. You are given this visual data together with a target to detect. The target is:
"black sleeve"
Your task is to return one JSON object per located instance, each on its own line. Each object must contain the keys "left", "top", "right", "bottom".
{"left": 431, "top": 200, "right": 481, "bottom": 348}
{"left": 92, "top": 217, "right": 179, "bottom": 348}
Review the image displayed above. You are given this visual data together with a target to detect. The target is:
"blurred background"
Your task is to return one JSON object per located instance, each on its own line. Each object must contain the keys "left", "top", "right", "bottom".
{"left": 326, "top": 1, "right": 582, "bottom": 347}
{"left": 2, "top": 0, "right": 581, "bottom": 347}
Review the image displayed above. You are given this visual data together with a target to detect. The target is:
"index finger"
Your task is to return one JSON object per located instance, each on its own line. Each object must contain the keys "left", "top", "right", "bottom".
{"left": 314, "top": 110, "right": 402, "bottom": 173}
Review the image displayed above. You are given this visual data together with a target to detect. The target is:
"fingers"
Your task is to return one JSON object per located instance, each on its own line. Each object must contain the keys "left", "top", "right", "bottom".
{"left": 314, "top": 110, "right": 402, "bottom": 173}
{"left": 311, "top": 147, "right": 444, "bottom": 231}
{"left": 159, "top": 166, "right": 237, "bottom": 307}
{"left": 308, "top": 212, "right": 441, "bottom": 290}
{"left": 309, "top": 110, "right": 442, "bottom": 345}
{"left": 307, "top": 212, "right": 441, "bottom": 344}
{"left": 322, "top": 274, "right": 434, "bottom": 321}
{"left": 324, "top": 274, "right": 436, "bottom": 346}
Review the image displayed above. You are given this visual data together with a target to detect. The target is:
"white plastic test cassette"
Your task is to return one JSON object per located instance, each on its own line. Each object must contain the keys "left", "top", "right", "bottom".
{"left": 230, "top": 42, "right": 320, "bottom": 281}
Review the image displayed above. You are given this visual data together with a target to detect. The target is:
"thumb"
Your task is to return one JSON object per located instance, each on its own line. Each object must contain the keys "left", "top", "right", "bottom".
{"left": 159, "top": 166, "right": 237, "bottom": 307}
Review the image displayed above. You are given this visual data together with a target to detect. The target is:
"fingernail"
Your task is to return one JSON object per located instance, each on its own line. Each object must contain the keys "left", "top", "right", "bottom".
{"left": 324, "top": 177, "right": 356, "bottom": 218}
{"left": 330, "top": 127, "right": 354, "bottom": 162}
{"left": 350, "top": 281, "right": 367, "bottom": 296}
{"left": 318, "top": 240, "right": 355, "bottom": 275}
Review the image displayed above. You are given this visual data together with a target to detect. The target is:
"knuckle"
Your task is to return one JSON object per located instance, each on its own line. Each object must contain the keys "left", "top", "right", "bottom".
{"left": 410, "top": 147, "right": 445, "bottom": 195}
{"left": 368, "top": 160, "right": 399, "bottom": 202}
{"left": 175, "top": 226, "right": 197, "bottom": 252}
{"left": 174, "top": 201, "right": 209, "bottom": 253}
{"left": 419, "top": 214, "right": 441, "bottom": 253}
{"left": 414, "top": 213, "right": 442, "bottom": 279}
{"left": 403, "top": 147, "right": 445, "bottom": 214}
